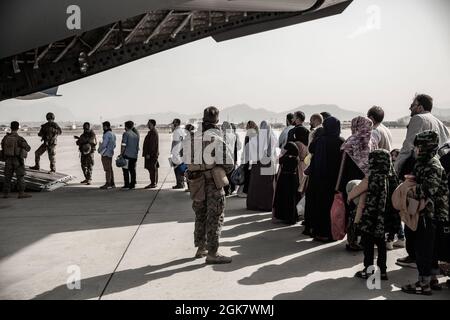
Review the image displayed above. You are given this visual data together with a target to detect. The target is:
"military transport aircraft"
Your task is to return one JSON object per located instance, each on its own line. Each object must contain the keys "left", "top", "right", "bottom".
{"left": 0, "top": 0, "right": 352, "bottom": 101}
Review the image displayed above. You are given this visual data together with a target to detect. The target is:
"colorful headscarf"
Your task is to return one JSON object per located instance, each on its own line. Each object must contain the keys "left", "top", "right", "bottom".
{"left": 341, "top": 116, "right": 375, "bottom": 175}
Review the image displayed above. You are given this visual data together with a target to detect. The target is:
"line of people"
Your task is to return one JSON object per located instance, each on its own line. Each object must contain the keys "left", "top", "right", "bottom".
{"left": 0, "top": 116, "right": 162, "bottom": 193}
{"left": 253, "top": 94, "right": 449, "bottom": 295}
{"left": 2, "top": 96, "right": 450, "bottom": 286}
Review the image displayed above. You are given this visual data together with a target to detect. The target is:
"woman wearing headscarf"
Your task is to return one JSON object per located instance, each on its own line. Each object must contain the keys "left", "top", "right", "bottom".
{"left": 293, "top": 125, "right": 310, "bottom": 148}
{"left": 247, "top": 120, "right": 278, "bottom": 211}
{"left": 272, "top": 125, "right": 307, "bottom": 223}
{"left": 273, "top": 142, "right": 300, "bottom": 224}
{"left": 304, "top": 117, "right": 345, "bottom": 241}
{"left": 231, "top": 123, "right": 242, "bottom": 165}
{"left": 240, "top": 121, "right": 259, "bottom": 197}
{"left": 222, "top": 121, "right": 237, "bottom": 196}
{"left": 339, "top": 116, "right": 376, "bottom": 250}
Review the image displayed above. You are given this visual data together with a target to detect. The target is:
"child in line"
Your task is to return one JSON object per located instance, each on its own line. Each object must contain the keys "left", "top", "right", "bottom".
{"left": 355, "top": 149, "right": 396, "bottom": 280}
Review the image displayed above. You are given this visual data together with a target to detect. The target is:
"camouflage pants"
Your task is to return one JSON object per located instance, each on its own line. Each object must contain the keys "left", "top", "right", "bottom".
{"left": 35, "top": 143, "right": 56, "bottom": 171}
{"left": 192, "top": 178, "right": 225, "bottom": 253}
{"left": 2, "top": 157, "right": 26, "bottom": 193}
{"left": 81, "top": 153, "right": 94, "bottom": 181}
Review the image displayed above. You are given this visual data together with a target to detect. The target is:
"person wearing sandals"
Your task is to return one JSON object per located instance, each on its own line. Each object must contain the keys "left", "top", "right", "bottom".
{"left": 355, "top": 149, "right": 395, "bottom": 281}
{"left": 401, "top": 131, "right": 449, "bottom": 295}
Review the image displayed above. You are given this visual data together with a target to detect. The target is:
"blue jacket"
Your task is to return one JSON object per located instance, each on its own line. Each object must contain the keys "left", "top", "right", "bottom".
{"left": 99, "top": 130, "right": 116, "bottom": 158}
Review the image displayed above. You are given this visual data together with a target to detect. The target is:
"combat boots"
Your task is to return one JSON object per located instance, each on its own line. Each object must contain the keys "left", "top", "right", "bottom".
{"left": 29, "top": 165, "right": 40, "bottom": 170}
{"left": 195, "top": 247, "right": 208, "bottom": 259}
{"left": 18, "top": 192, "right": 32, "bottom": 199}
{"left": 205, "top": 252, "right": 232, "bottom": 264}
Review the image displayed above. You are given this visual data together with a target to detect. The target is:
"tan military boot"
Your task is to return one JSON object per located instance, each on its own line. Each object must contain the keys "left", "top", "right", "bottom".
{"left": 18, "top": 192, "right": 32, "bottom": 199}
{"left": 205, "top": 252, "right": 232, "bottom": 264}
{"left": 195, "top": 247, "right": 208, "bottom": 259}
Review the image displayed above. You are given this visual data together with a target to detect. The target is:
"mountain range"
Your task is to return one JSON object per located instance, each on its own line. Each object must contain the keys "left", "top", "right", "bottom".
{"left": 108, "top": 103, "right": 363, "bottom": 125}
{"left": 2, "top": 100, "right": 450, "bottom": 125}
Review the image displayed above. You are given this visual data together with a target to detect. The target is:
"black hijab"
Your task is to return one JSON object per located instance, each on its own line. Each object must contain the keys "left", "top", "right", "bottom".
{"left": 293, "top": 125, "right": 310, "bottom": 146}
{"left": 312, "top": 116, "right": 342, "bottom": 179}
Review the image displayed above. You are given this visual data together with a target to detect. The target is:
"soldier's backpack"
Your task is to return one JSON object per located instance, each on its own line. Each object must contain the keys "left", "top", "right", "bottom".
{"left": 2, "top": 134, "right": 19, "bottom": 157}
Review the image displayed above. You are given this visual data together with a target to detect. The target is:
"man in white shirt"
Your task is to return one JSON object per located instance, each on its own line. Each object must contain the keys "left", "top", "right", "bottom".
{"left": 367, "top": 106, "right": 393, "bottom": 152}
{"left": 170, "top": 118, "right": 186, "bottom": 189}
{"left": 395, "top": 95, "right": 450, "bottom": 175}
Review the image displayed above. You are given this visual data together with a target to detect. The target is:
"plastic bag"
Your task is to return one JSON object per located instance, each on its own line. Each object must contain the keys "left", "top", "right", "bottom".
{"left": 297, "top": 197, "right": 305, "bottom": 220}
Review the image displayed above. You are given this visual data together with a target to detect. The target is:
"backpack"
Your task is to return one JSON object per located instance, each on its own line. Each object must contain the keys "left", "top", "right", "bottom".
{"left": 2, "top": 134, "right": 19, "bottom": 157}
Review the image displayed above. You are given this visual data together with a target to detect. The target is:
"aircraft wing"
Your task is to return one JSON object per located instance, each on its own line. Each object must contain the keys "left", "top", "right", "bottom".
{"left": 0, "top": 0, "right": 352, "bottom": 101}
{"left": 16, "top": 87, "right": 62, "bottom": 100}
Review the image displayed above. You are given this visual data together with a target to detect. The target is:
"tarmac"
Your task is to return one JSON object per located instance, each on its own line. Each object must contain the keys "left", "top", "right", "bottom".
{"left": 0, "top": 133, "right": 449, "bottom": 300}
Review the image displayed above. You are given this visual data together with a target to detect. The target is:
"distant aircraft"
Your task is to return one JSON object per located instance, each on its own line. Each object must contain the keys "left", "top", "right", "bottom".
{"left": 0, "top": 0, "right": 353, "bottom": 101}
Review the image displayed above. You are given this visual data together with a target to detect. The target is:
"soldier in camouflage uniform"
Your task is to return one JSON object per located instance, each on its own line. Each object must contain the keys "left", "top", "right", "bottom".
{"left": 74, "top": 122, "right": 97, "bottom": 184}
{"left": 30, "top": 112, "right": 62, "bottom": 173}
{"left": 1, "top": 121, "right": 32, "bottom": 199}
{"left": 402, "top": 130, "right": 449, "bottom": 295}
{"left": 355, "top": 149, "right": 393, "bottom": 280}
{"left": 184, "top": 106, "right": 234, "bottom": 264}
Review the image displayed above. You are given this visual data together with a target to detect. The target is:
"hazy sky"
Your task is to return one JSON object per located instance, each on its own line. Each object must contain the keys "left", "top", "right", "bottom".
{"left": 1, "top": 0, "right": 449, "bottom": 121}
